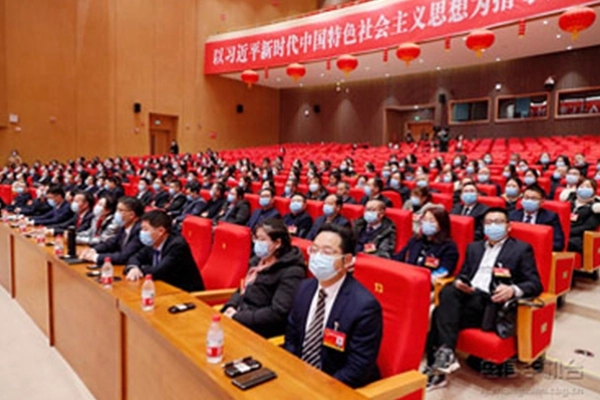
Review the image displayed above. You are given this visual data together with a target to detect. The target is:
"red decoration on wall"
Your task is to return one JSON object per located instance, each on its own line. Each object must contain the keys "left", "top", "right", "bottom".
{"left": 286, "top": 63, "right": 306, "bottom": 82}
{"left": 326, "top": 58, "right": 331, "bottom": 71}
{"left": 444, "top": 36, "right": 451, "bottom": 52}
{"left": 241, "top": 70, "right": 259, "bottom": 88}
{"left": 518, "top": 20, "right": 526, "bottom": 38}
{"left": 395, "top": 43, "right": 421, "bottom": 66}
{"left": 336, "top": 54, "right": 358, "bottom": 77}
{"left": 465, "top": 29, "right": 495, "bottom": 57}
{"left": 383, "top": 48, "right": 389, "bottom": 63}
{"left": 209, "top": 132, "right": 217, "bottom": 140}
{"left": 264, "top": 66, "right": 269, "bottom": 79}
{"left": 559, "top": 6, "right": 596, "bottom": 40}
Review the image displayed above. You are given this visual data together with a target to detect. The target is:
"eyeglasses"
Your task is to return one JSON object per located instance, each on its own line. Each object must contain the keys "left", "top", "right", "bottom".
{"left": 307, "top": 245, "right": 341, "bottom": 257}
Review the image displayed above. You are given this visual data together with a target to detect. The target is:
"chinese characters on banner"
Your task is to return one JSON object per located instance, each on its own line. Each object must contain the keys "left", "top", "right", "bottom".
{"left": 205, "top": 0, "right": 597, "bottom": 75}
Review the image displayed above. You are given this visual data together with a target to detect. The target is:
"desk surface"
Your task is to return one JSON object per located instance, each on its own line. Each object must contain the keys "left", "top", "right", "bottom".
{"left": 120, "top": 292, "right": 367, "bottom": 400}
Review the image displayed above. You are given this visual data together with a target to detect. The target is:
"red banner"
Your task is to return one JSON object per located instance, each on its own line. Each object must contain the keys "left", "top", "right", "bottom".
{"left": 204, "top": 0, "right": 599, "bottom": 74}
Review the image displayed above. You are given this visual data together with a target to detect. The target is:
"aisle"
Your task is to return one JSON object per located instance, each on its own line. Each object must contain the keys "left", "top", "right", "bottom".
{"left": 0, "top": 287, "right": 94, "bottom": 400}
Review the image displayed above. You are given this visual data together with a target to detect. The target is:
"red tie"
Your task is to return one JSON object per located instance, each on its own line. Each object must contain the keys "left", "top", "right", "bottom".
{"left": 77, "top": 215, "right": 82, "bottom": 228}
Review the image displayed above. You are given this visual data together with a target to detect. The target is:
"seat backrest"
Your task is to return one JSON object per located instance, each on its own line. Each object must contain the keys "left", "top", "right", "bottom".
{"left": 478, "top": 196, "right": 506, "bottom": 209}
{"left": 541, "top": 200, "right": 571, "bottom": 251}
{"left": 385, "top": 208, "right": 413, "bottom": 252}
{"left": 0, "top": 185, "right": 12, "bottom": 204}
{"left": 181, "top": 216, "right": 213, "bottom": 272}
{"left": 340, "top": 203, "right": 364, "bottom": 223}
{"left": 509, "top": 222, "right": 553, "bottom": 292}
{"left": 537, "top": 177, "right": 551, "bottom": 195}
{"left": 200, "top": 189, "right": 212, "bottom": 202}
{"left": 349, "top": 187, "right": 365, "bottom": 203}
{"left": 202, "top": 223, "right": 252, "bottom": 290}
{"left": 431, "top": 193, "right": 453, "bottom": 212}
{"left": 305, "top": 200, "right": 324, "bottom": 221}
{"left": 381, "top": 190, "right": 402, "bottom": 209}
{"left": 290, "top": 237, "right": 310, "bottom": 267}
{"left": 429, "top": 182, "right": 454, "bottom": 195}
{"left": 476, "top": 184, "right": 497, "bottom": 197}
{"left": 245, "top": 193, "right": 260, "bottom": 214}
{"left": 554, "top": 186, "right": 565, "bottom": 201}
{"left": 274, "top": 196, "right": 291, "bottom": 217}
{"left": 354, "top": 255, "right": 430, "bottom": 377}
{"left": 449, "top": 215, "right": 475, "bottom": 275}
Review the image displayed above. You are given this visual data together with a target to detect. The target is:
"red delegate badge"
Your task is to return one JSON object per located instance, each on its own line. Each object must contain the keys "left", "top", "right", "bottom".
{"left": 493, "top": 268, "right": 512, "bottom": 278}
{"left": 364, "top": 243, "right": 377, "bottom": 253}
{"left": 424, "top": 256, "right": 440, "bottom": 269}
{"left": 323, "top": 328, "right": 346, "bottom": 352}
{"left": 570, "top": 213, "right": 579, "bottom": 222}
{"left": 288, "top": 225, "right": 298, "bottom": 235}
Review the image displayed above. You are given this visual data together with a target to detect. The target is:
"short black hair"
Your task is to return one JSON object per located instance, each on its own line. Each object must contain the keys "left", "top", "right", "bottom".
{"left": 141, "top": 210, "right": 172, "bottom": 232}
{"left": 231, "top": 186, "right": 244, "bottom": 199}
{"left": 99, "top": 193, "right": 117, "bottom": 214}
{"left": 118, "top": 196, "right": 144, "bottom": 217}
{"left": 139, "top": 177, "right": 150, "bottom": 185}
{"left": 75, "top": 190, "right": 95, "bottom": 209}
{"left": 291, "top": 192, "right": 307, "bottom": 201}
{"left": 260, "top": 188, "right": 274, "bottom": 197}
{"left": 317, "top": 223, "right": 357, "bottom": 256}
{"left": 371, "top": 177, "right": 384, "bottom": 191}
{"left": 483, "top": 207, "right": 509, "bottom": 222}
{"left": 325, "top": 194, "right": 343, "bottom": 206}
{"left": 47, "top": 184, "right": 65, "bottom": 197}
{"left": 169, "top": 179, "right": 182, "bottom": 190}
{"left": 186, "top": 181, "right": 200, "bottom": 193}
{"left": 254, "top": 218, "right": 292, "bottom": 259}
{"left": 523, "top": 184, "right": 546, "bottom": 199}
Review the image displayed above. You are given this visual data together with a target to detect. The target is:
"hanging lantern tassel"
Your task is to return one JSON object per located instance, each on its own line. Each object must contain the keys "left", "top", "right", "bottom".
{"left": 559, "top": 6, "right": 597, "bottom": 41}
{"left": 383, "top": 48, "right": 389, "bottom": 63}
{"left": 518, "top": 20, "right": 526, "bottom": 38}
{"left": 264, "top": 66, "right": 269, "bottom": 80}
{"left": 444, "top": 36, "right": 451, "bottom": 52}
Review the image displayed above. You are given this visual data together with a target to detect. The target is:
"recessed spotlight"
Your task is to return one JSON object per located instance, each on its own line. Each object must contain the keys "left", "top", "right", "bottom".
{"left": 413, "top": 105, "right": 419, "bottom": 110}
{"left": 276, "top": 77, "right": 281, "bottom": 82}
{"left": 320, "top": 73, "right": 325, "bottom": 77}
{"left": 462, "top": 37, "right": 467, "bottom": 41}
{"left": 567, "top": 45, "right": 573, "bottom": 50}
{"left": 556, "top": 34, "right": 562, "bottom": 39}
{"left": 419, "top": 58, "right": 424, "bottom": 64}
{"left": 436, "top": 66, "right": 441, "bottom": 71}
{"left": 345, "top": 88, "right": 350, "bottom": 94}
{"left": 495, "top": 57, "right": 501, "bottom": 62}
{"left": 543, "top": 20, "right": 549, "bottom": 25}
{"left": 299, "top": 83, "right": 304, "bottom": 87}
{"left": 340, "top": 78, "right": 345, "bottom": 83}
{"left": 384, "top": 73, "right": 390, "bottom": 78}
{"left": 365, "top": 66, "right": 370, "bottom": 71}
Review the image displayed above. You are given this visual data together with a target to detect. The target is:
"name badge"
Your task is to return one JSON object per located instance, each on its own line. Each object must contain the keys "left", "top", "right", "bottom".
{"left": 493, "top": 267, "right": 512, "bottom": 278}
{"left": 364, "top": 243, "right": 377, "bottom": 253}
{"left": 288, "top": 225, "right": 298, "bottom": 235}
{"left": 424, "top": 256, "right": 440, "bottom": 269}
{"left": 570, "top": 213, "right": 579, "bottom": 222}
{"left": 323, "top": 328, "right": 346, "bottom": 352}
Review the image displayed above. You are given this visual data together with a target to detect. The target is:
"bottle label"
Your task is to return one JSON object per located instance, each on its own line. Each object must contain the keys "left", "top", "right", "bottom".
{"left": 55, "top": 247, "right": 63, "bottom": 257}
{"left": 206, "top": 345, "right": 223, "bottom": 358}
{"left": 101, "top": 275, "right": 113, "bottom": 285}
{"left": 142, "top": 295, "right": 155, "bottom": 307}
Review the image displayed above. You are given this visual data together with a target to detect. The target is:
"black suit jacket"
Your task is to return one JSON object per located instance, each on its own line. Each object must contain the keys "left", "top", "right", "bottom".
{"left": 92, "top": 220, "right": 144, "bottom": 266}
{"left": 283, "top": 211, "right": 313, "bottom": 239}
{"left": 175, "top": 197, "right": 207, "bottom": 224}
{"left": 19, "top": 198, "right": 52, "bottom": 216}
{"left": 450, "top": 202, "right": 489, "bottom": 241}
{"left": 458, "top": 238, "right": 543, "bottom": 298}
{"left": 152, "top": 190, "right": 170, "bottom": 208}
{"left": 6, "top": 193, "right": 32, "bottom": 212}
{"left": 53, "top": 210, "right": 94, "bottom": 234}
{"left": 284, "top": 275, "right": 383, "bottom": 388}
{"left": 509, "top": 208, "right": 565, "bottom": 251}
{"left": 166, "top": 193, "right": 188, "bottom": 216}
{"left": 125, "top": 235, "right": 204, "bottom": 292}
{"left": 217, "top": 200, "right": 251, "bottom": 226}
{"left": 307, "top": 214, "right": 351, "bottom": 241}
{"left": 394, "top": 237, "right": 460, "bottom": 275}
{"left": 33, "top": 200, "right": 74, "bottom": 227}
{"left": 136, "top": 190, "right": 153, "bottom": 206}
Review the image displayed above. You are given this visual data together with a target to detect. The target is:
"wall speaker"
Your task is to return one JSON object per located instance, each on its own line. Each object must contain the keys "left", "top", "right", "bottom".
{"left": 314, "top": 104, "right": 321, "bottom": 114}
{"left": 236, "top": 104, "right": 244, "bottom": 114}
{"left": 438, "top": 94, "right": 446, "bottom": 104}
{"left": 133, "top": 103, "right": 142, "bottom": 113}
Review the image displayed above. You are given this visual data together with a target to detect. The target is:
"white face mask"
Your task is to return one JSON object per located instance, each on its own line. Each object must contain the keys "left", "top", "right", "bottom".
{"left": 308, "top": 253, "right": 340, "bottom": 281}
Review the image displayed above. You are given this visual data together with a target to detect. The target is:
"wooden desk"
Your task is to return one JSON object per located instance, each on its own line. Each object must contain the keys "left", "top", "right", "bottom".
{"left": 0, "top": 223, "right": 14, "bottom": 296}
{"left": 50, "top": 254, "right": 180, "bottom": 400}
{"left": 120, "top": 292, "right": 367, "bottom": 400}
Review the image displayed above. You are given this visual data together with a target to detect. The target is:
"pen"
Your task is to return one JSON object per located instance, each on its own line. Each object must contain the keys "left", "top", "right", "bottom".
{"left": 221, "top": 356, "right": 252, "bottom": 368}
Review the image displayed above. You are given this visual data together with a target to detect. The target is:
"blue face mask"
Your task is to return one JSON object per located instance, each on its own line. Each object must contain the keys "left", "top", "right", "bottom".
{"left": 541, "top": 157, "right": 550, "bottom": 164}
{"left": 48, "top": 198, "right": 57, "bottom": 208}
{"left": 405, "top": 176, "right": 414, "bottom": 182}
{"left": 461, "top": 192, "right": 477, "bottom": 205}
{"left": 416, "top": 180, "right": 428, "bottom": 188}
{"left": 70, "top": 202, "right": 80, "bottom": 213}
{"left": 524, "top": 176, "right": 536, "bottom": 186}
{"left": 168, "top": 188, "right": 175, "bottom": 196}
{"left": 186, "top": 194, "right": 194, "bottom": 202}
{"left": 382, "top": 171, "right": 390, "bottom": 179}
{"left": 421, "top": 221, "right": 438, "bottom": 236}
{"left": 552, "top": 171, "right": 561, "bottom": 180}
{"left": 577, "top": 187, "right": 594, "bottom": 199}
{"left": 227, "top": 193, "right": 235, "bottom": 203}
{"left": 253, "top": 240, "right": 270, "bottom": 258}
{"left": 502, "top": 171, "right": 511, "bottom": 178}
{"left": 139, "top": 230, "right": 154, "bottom": 247}
{"left": 509, "top": 160, "right": 517, "bottom": 166}
{"left": 443, "top": 175, "right": 452, "bottom": 183}
{"left": 138, "top": 184, "right": 146, "bottom": 192}
{"left": 505, "top": 187, "right": 519, "bottom": 197}
{"left": 259, "top": 197, "right": 270, "bottom": 208}
{"left": 262, "top": 174, "right": 268, "bottom": 180}
{"left": 556, "top": 161, "right": 566, "bottom": 168}
{"left": 364, "top": 210, "right": 378, "bottom": 224}
{"left": 484, "top": 223, "right": 507, "bottom": 242}
{"left": 390, "top": 178, "right": 400, "bottom": 189}
{"left": 104, "top": 184, "right": 110, "bottom": 190}
{"left": 113, "top": 212, "right": 124, "bottom": 227}
{"left": 323, "top": 204, "right": 335, "bottom": 216}
{"left": 152, "top": 183, "right": 161, "bottom": 191}
{"left": 410, "top": 196, "right": 421, "bottom": 207}
{"left": 308, "top": 253, "right": 339, "bottom": 281}
{"left": 238, "top": 181, "right": 245, "bottom": 188}
{"left": 477, "top": 174, "right": 489, "bottom": 183}
{"left": 521, "top": 199, "right": 540, "bottom": 213}
{"left": 284, "top": 186, "right": 292, "bottom": 195}
{"left": 453, "top": 159, "right": 461, "bottom": 166}
{"left": 363, "top": 186, "right": 372, "bottom": 197}
{"left": 596, "top": 164, "right": 600, "bottom": 171}
{"left": 309, "top": 183, "right": 319, "bottom": 193}
{"left": 566, "top": 174, "right": 578, "bottom": 185}
{"left": 466, "top": 166, "right": 475, "bottom": 174}
{"left": 16, "top": 187, "right": 24, "bottom": 194}
{"left": 289, "top": 201, "right": 303, "bottom": 214}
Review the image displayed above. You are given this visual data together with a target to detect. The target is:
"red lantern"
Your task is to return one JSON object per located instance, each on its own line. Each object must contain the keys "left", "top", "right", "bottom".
{"left": 465, "top": 29, "right": 495, "bottom": 57}
{"left": 396, "top": 43, "right": 421, "bottom": 66}
{"left": 241, "top": 70, "right": 259, "bottom": 88}
{"left": 286, "top": 63, "right": 306, "bottom": 82}
{"left": 336, "top": 54, "right": 358, "bottom": 77}
{"left": 559, "top": 6, "right": 596, "bottom": 40}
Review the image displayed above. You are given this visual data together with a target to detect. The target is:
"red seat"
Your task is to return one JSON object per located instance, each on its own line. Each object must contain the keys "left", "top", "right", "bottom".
{"left": 305, "top": 200, "right": 324, "bottom": 221}
{"left": 449, "top": 215, "right": 475, "bottom": 275}
{"left": 382, "top": 190, "right": 403, "bottom": 209}
{"left": 200, "top": 189, "right": 212, "bottom": 202}
{"left": 431, "top": 193, "right": 453, "bottom": 212}
{"left": 340, "top": 203, "right": 364, "bottom": 223}
{"left": 353, "top": 255, "right": 430, "bottom": 399}
{"left": 349, "top": 187, "right": 365, "bottom": 203}
{"left": 385, "top": 208, "right": 412, "bottom": 253}
{"left": 430, "top": 182, "right": 454, "bottom": 195}
{"left": 0, "top": 185, "right": 13, "bottom": 204}
{"left": 122, "top": 182, "right": 137, "bottom": 197}
{"left": 478, "top": 196, "right": 506, "bottom": 209}
{"left": 476, "top": 184, "right": 497, "bottom": 197}
{"left": 245, "top": 194, "right": 260, "bottom": 214}
{"left": 181, "top": 216, "right": 212, "bottom": 272}
{"left": 541, "top": 200, "right": 571, "bottom": 251}
{"left": 291, "top": 237, "right": 310, "bottom": 265}
{"left": 274, "top": 197, "right": 291, "bottom": 217}
{"left": 201, "top": 223, "right": 251, "bottom": 290}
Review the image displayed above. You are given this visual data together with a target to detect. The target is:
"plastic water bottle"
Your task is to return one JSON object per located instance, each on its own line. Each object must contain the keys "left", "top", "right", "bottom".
{"left": 141, "top": 274, "right": 155, "bottom": 311}
{"left": 54, "top": 234, "right": 65, "bottom": 257}
{"left": 101, "top": 257, "right": 113, "bottom": 289}
{"left": 206, "top": 314, "right": 224, "bottom": 364}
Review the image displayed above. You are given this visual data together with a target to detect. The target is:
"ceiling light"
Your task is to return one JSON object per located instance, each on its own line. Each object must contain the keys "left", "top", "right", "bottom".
{"left": 495, "top": 57, "right": 501, "bottom": 62}
{"left": 462, "top": 37, "right": 467, "bottom": 41}
{"left": 567, "top": 45, "right": 573, "bottom": 50}
{"left": 384, "top": 73, "right": 390, "bottom": 78}
{"left": 413, "top": 105, "right": 419, "bottom": 110}
{"left": 340, "top": 78, "right": 345, "bottom": 83}
{"left": 495, "top": 83, "right": 502, "bottom": 91}
{"left": 436, "top": 66, "right": 442, "bottom": 71}
{"left": 556, "top": 34, "right": 562, "bottom": 39}
{"left": 419, "top": 58, "right": 424, "bottom": 64}
{"left": 299, "top": 83, "right": 304, "bottom": 87}
{"left": 543, "top": 20, "right": 549, "bottom": 25}
{"left": 320, "top": 73, "right": 325, "bottom": 77}
{"left": 276, "top": 77, "right": 281, "bottom": 82}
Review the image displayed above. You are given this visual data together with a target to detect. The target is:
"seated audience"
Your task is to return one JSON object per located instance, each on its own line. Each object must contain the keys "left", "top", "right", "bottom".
{"left": 165, "top": 179, "right": 187, "bottom": 217}
{"left": 174, "top": 182, "right": 206, "bottom": 225}
{"left": 353, "top": 199, "right": 396, "bottom": 259}
{"left": 501, "top": 177, "right": 522, "bottom": 213}
{"left": 151, "top": 177, "right": 170, "bottom": 208}
{"left": 283, "top": 179, "right": 298, "bottom": 199}
{"left": 104, "top": 176, "right": 125, "bottom": 200}
{"left": 307, "top": 194, "right": 351, "bottom": 240}
{"left": 124, "top": 210, "right": 204, "bottom": 292}
{"left": 222, "top": 218, "right": 306, "bottom": 337}
{"left": 284, "top": 223, "right": 383, "bottom": 388}
{"left": 5, "top": 181, "right": 31, "bottom": 213}
{"left": 450, "top": 183, "right": 489, "bottom": 241}
{"left": 476, "top": 167, "right": 501, "bottom": 195}
{"left": 33, "top": 185, "right": 74, "bottom": 226}
{"left": 403, "top": 187, "right": 443, "bottom": 234}
{"left": 200, "top": 182, "right": 227, "bottom": 219}
{"left": 306, "top": 176, "right": 329, "bottom": 201}
{"left": 136, "top": 178, "right": 153, "bottom": 206}
{"left": 386, "top": 171, "right": 410, "bottom": 203}
{"left": 247, "top": 188, "right": 281, "bottom": 230}
{"left": 283, "top": 193, "right": 313, "bottom": 238}
{"left": 336, "top": 181, "right": 357, "bottom": 205}
{"left": 53, "top": 191, "right": 95, "bottom": 234}
{"left": 566, "top": 179, "right": 600, "bottom": 253}
{"left": 559, "top": 167, "right": 583, "bottom": 201}
{"left": 216, "top": 186, "right": 250, "bottom": 226}
{"left": 77, "top": 194, "right": 118, "bottom": 245}
{"left": 360, "top": 177, "right": 393, "bottom": 208}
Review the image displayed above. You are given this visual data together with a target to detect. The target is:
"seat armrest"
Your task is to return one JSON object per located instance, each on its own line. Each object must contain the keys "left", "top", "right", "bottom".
{"left": 433, "top": 277, "right": 456, "bottom": 306}
{"left": 268, "top": 335, "right": 285, "bottom": 347}
{"left": 517, "top": 293, "right": 557, "bottom": 364}
{"left": 550, "top": 252, "right": 576, "bottom": 296}
{"left": 583, "top": 231, "right": 600, "bottom": 272}
{"left": 356, "top": 370, "right": 426, "bottom": 400}
{"left": 192, "top": 288, "right": 237, "bottom": 305}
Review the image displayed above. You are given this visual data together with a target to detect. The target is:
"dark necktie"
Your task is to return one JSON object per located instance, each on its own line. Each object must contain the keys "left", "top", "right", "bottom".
{"left": 525, "top": 215, "right": 532, "bottom": 224}
{"left": 301, "top": 289, "right": 327, "bottom": 369}
{"left": 463, "top": 207, "right": 471, "bottom": 216}
{"left": 153, "top": 250, "right": 160, "bottom": 267}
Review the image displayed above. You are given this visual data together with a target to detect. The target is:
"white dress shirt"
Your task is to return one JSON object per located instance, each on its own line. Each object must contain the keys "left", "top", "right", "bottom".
{"left": 523, "top": 211, "right": 537, "bottom": 224}
{"left": 304, "top": 275, "right": 347, "bottom": 333}
{"left": 471, "top": 238, "right": 508, "bottom": 293}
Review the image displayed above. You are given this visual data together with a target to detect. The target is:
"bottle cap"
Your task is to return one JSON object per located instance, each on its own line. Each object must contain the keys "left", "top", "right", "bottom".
{"left": 145, "top": 274, "right": 152, "bottom": 280}
{"left": 212, "top": 314, "right": 221, "bottom": 322}
{"left": 104, "top": 257, "right": 111, "bottom": 263}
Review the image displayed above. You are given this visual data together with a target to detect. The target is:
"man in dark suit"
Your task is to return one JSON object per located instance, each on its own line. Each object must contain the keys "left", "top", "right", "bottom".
{"left": 52, "top": 191, "right": 95, "bottom": 234}
{"left": 80, "top": 197, "right": 145, "bottom": 266}
{"left": 508, "top": 184, "right": 565, "bottom": 251}
{"left": 450, "top": 183, "right": 489, "bottom": 241}
{"left": 215, "top": 186, "right": 250, "bottom": 226}
{"left": 5, "top": 182, "right": 32, "bottom": 212}
{"left": 283, "top": 193, "right": 313, "bottom": 238}
{"left": 200, "top": 182, "right": 227, "bottom": 219}
{"left": 336, "top": 182, "right": 357, "bottom": 205}
{"left": 359, "top": 177, "right": 393, "bottom": 208}
{"left": 284, "top": 223, "right": 383, "bottom": 388}
{"left": 174, "top": 182, "right": 206, "bottom": 225}
{"left": 476, "top": 167, "right": 502, "bottom": 196}
{"left": 425, "top": 208, "right": 542, "bottom": 391}
{"left": 136, "top": 178, "right": 153, "bottom": 206}
{"left": 353, "top": 200, "right": 396, "bottom": 259}
{"left": 124, "top": 210, "right": 204, "bottom": 292}
{"left": 151, "top": 178, "right": 170, "bottom": 208}
{"left": 307, "top": 194, "right": 351, "bottom": 240}
{"left": 17, "top": 184, "right": 52, "bottom": 216}
{"left": 104, "top": 176, "right": 125, "bottom": 200}
{"left": 247, "top": 188, "right": 281, "bottom": 230}
{"left": 165, "top": 179, "right": 187, "bottom": 217}
{"left": 33, "top": 185, "right": 74, "bottom": 226}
